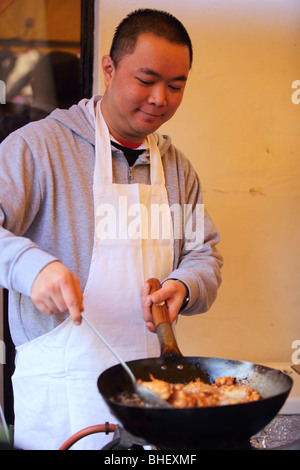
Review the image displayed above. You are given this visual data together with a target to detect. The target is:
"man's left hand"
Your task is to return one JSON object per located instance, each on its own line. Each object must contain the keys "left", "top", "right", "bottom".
{"left": 140, "top": 279, "right": 188, "bottom": 333}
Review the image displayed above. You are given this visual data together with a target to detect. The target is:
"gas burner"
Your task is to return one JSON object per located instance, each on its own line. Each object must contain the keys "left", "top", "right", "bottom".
{"left": 101, "top": 425, "right": 254, "bottom": 450}
{"left": 101, "top": 426, "right": 152, "bottom": 450}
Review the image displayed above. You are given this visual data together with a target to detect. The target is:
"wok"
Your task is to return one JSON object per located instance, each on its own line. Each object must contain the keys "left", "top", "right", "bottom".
{"left": 98, "top": 279, "right": 293, "bottom": 449}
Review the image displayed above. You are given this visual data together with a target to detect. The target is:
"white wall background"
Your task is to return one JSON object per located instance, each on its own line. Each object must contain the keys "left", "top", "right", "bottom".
{"left": 94, "top": 0, "right": 300, "bottom": 363}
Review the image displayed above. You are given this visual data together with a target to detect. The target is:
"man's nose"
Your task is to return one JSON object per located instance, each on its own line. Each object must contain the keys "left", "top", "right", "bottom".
{"left": 148, "top": 84, "right": 167, "bottom": 107}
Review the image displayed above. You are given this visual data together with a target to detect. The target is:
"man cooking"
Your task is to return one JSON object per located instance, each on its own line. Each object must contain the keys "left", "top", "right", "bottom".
{"left": 0, "top": 9, "right": 223, "bottom": 449}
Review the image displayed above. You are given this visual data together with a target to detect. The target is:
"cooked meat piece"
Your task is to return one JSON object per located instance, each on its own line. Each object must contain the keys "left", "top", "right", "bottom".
{"left": 137, "top": 374, "right": 172, "bottom": 401}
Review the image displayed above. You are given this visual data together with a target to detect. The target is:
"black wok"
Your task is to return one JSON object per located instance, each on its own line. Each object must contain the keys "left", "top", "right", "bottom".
{"left": 98, "top": 279, "right": 293, "bottom": 449}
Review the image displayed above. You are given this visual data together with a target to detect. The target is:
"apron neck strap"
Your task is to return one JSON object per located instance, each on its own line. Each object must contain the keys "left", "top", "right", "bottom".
{"left": 147, "top": 133, "right": 165, "bottom": 186}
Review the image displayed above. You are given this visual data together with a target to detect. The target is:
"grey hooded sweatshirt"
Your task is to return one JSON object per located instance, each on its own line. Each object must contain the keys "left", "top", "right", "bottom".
{"left": 0, "top": 97, "right": 223, "bottom": 347}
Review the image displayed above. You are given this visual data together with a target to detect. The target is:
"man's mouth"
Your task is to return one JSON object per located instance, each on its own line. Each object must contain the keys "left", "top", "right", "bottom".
{"left": 139, "top": 109, "right": 164, "bottom": 118}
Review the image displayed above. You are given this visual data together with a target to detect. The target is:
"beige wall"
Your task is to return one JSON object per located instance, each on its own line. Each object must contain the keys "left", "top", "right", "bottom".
{"left": 95, "top": 0, "right": 300, "bottom": 363}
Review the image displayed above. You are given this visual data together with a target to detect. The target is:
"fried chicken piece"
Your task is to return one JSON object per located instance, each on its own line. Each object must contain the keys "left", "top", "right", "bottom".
{"left": 137, "top": 374, "right": 172, "bottom": 401}
{"left": 217, "top": 385, "right": 260, "bottom": 405}
{"left": 214, "top": 376, "right": 235, "bottom": 387}
{"left": 170, "top": 388, "right": 197, "bottom": 408}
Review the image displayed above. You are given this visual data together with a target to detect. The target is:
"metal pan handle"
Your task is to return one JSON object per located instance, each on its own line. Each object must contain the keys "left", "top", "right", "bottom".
{"left": 147, "top": 278, "right": 182, "bottom": 359}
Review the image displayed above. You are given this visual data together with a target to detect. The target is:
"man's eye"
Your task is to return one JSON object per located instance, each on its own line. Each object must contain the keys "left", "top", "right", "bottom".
{"left": 169, "top": 85, "right": 182, "bottom": 92}
{"left": 137, "top": 78, "right": 153, "bottom": 86}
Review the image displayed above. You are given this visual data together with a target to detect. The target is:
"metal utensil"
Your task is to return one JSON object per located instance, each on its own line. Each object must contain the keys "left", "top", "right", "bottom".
{"left": 82, "top": 316, "right": 172, "bottom": 408}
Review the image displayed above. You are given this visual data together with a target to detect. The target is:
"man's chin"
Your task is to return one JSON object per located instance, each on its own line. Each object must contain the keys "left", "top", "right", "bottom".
{"left": 134, "top": 121, "right": 164, "bottom": 138}
{"left": 136, "top": 109, "right": 166, "bottom": 127}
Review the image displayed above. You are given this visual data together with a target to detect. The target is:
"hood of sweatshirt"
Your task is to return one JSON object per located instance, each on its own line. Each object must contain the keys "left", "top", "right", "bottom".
{"left": 47, "top": 95, "right": 172, "bottom": 158}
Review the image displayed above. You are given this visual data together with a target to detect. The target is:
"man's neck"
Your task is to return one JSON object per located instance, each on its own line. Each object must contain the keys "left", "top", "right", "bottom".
{"left": 113, "top": 138, "right": 143, "bottom": 149}
{"left": 111, "top": 140, "right": 146, "bottom": 167}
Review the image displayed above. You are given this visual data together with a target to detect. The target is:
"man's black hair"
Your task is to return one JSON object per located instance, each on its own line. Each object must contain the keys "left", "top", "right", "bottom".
{"left": 109, "top": 9, "right": 193, "bottom": 68}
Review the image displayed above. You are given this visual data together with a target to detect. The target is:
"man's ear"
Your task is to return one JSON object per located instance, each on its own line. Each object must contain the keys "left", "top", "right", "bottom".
{"left": 102, "top": 55, "right": 115, "bottom": 87}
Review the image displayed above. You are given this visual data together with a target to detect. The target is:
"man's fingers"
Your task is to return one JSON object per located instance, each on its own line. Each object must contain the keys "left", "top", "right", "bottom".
{"left": 140, "top": 280, "right": 188, "bottom": 333}
{"left": 145, "top": 321, "right": 156, "bottom": 333}
{"left": 32, "top": 298, "right": 55, "bottom": 317}
{"left": 150, "top": 289, "right": 167, "bottom": 306}
{"left": 140, "top": 283, "right": 156, "bottom": 332}
{"left": 60, "top": 276, "right": 83, "bottom": 325}
{"left": 31, "top": 261, "right": 84, "bottom": 324}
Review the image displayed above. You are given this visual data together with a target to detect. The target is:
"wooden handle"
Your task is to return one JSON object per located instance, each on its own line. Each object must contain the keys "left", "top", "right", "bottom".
{"left": 147, "top": 278, "right": 170, "bottom": 328}
{"left": 146, "top": 278, "right": 182, "bottom": 358}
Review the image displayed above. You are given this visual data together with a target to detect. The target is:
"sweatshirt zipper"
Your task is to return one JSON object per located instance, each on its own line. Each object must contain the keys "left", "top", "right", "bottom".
{"left": 128, "top": 166, "right": 134, "bottom": 183}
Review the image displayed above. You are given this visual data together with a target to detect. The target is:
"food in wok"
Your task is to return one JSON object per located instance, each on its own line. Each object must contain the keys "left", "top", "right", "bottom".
{"left": 137, "top": 374, "right": 261, "bottom": 408}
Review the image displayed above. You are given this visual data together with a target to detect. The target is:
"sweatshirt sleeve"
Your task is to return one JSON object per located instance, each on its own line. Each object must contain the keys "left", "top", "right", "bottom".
{"left": 0, "top": 133, "right": 58, "bottom": 296}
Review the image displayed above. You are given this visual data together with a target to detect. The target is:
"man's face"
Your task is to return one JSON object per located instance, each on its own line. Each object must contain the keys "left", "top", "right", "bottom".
{"left": 101, "top": 33, "right": 190, "bottom": 143}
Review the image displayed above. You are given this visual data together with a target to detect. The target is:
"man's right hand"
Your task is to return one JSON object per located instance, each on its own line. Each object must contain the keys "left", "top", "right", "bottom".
{"left": 31, "top": 261, "right": 84, "bottom": 325}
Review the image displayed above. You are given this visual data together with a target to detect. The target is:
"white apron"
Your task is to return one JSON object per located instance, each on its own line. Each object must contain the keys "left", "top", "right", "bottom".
{"left": 12, "top": 98, "right": 174, "bottom": 450}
